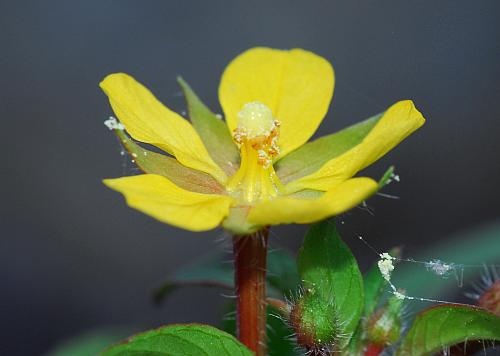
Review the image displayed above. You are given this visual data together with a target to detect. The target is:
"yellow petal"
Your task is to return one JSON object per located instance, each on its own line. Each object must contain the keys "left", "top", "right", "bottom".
{"left": 103, "top": 174, "right": 234, "bottom": 231}
{"left": 100, "top": 73, "right": 227, "bottom": 183}
{"left": 219, "top": 47, "right": 334, "bottom": 157}
{"left": 248, "top": 177, "right": 377, "bottom": 226}
{"left": 286, "top": 100, "right": 425, "bottom": 192}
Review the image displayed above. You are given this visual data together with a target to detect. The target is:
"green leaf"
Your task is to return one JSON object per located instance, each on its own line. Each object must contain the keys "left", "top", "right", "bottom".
{"left": 114, "top": 129, "right": 224, "bottom": 194}
{"left": 170, "top": 252, "right": 233, "bottom": 285}
{"left": 154, "top": 247, "right": 299, "bottom": 303}
{"left": 102, "top": 324, "right": 252, "bottom": 356}
{"left": 267, "top": 249, "right": 300, "bottom": 294}
{"left": 47, "top": 327, "right": 136, "bottom": 356}
{"left": 397, "top": 304, "right": 500, "bottom": 356}
{"left": 392, "top": 220, "right": 500, "bottom": 304}
{"left": 178, "top": 77, "right": 240, "bottom": 176}
{"left": 297, "top": 220, "right": 364, "bottom": 346}
{"left": 362, "top": 265, "right": 387, "bottom": 318}
{"left": 346, "top": 323, "right": 364, "bottom": 355}
{"left": 153, "top": 251, "right": 233, "bottom": 303}
{"left": 275, "top": 112, "right": 383, "bottom": 184}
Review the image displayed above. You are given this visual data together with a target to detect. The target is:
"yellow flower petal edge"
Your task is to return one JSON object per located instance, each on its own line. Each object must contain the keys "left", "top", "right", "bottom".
{"left": 285, "top": 100, "right": 425, "bottom": 193}
{"left": 248, "top": 177, "right": 378, "bottom": 226}
{"left": 219, "top": 47, "right": 334, "bottom": 158}
{"left": 103, "top": 174, "right": 234, "bottom": 232}
{"left": 100, "top": 73, "right": 227, "bottom": 184}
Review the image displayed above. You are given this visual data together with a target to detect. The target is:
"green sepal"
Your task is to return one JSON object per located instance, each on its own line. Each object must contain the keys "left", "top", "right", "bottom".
{"left": 222, "top": 206, "right": 261, "bottom": 235}
{"left": 275, "top": 112, "right": 383, "bottom": 184}
{"left": 397, "top": 304, "right": 500, "bottom": 356}
{"left": 378, "top": 166, "right": 395, "bottom": 189}
{"left": 114, "top": 129, "right": 224, "bottom": 194}
{"left": 102, "top": 324, "right": 252, "bottom": 356}
{"left": 296, "top": 220, "right": 364, "bottom": 348}
{"left": 177, "top": 77, "right": 240, "bottom": 176}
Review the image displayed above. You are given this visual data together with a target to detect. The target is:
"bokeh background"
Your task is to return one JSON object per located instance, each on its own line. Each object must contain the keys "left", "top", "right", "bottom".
{"left": 2, "top": 1, "right": 500, "bottom": 354}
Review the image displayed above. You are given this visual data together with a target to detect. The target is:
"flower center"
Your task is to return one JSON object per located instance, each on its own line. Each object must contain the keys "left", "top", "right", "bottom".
{"left": 226, "top": 101, "right": 284, "bottom": 203}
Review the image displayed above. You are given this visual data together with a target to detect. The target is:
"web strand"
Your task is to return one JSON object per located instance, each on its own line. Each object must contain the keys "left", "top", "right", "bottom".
{"left": 355, "top": 235, "right": 499, "bottom": 305}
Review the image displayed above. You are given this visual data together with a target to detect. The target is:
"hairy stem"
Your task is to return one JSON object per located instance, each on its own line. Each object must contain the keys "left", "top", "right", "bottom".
{"left": 233, "top": 228, "right": 268, "bottom": 356}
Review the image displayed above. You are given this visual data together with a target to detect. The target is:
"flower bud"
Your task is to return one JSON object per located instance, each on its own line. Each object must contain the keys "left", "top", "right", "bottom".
{"left": 289, "top": 292, "right": 339, "bottom": 351}
{"left": 366, "top": 293, "right": 404, "bottom": 346}
{"left": 478, "top": 280, "right": 500, "bottom": 316}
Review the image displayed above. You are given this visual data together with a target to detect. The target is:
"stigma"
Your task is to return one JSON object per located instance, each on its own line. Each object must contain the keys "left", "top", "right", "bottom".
{"left": 226, "top": 101, "right": 283, "bottom": 203}
{"left": 233, "top": 101, "right": 280, "bottom": 168}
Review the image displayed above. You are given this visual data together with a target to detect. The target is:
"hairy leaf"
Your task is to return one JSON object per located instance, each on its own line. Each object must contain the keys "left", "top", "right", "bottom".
{"left": 102, "top": 324, "right": 252, "bottom": 356}
{"left": 398, "top": 304, "right": 500, "bottom": 355}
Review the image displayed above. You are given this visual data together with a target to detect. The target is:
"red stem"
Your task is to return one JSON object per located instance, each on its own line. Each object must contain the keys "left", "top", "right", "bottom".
{"left": 233, "top": 229, "right": 268, "bottom": 356}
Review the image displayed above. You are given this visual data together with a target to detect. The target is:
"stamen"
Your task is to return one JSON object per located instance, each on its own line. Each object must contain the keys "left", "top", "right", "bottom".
{"left": 233, "top": 101, "right": 280, "bottom": 168}
{"left": 226, "top": 101, "right": 283, "bottom": 202}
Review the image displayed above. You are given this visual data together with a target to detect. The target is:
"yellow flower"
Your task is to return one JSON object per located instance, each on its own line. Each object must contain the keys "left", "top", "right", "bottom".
{"left": 100, "top": 47, "right": 425, "bottom": 234}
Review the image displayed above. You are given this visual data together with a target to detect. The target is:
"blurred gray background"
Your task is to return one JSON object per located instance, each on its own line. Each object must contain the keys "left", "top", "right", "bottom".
{"left": 1, "top": 1, "right": 499, "bottom": 354}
